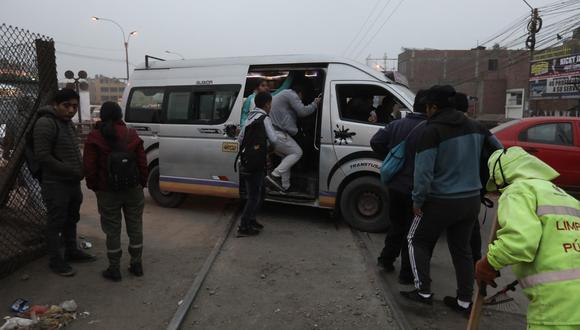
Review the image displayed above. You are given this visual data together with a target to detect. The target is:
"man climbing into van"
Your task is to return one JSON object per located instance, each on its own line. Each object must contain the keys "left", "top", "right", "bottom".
{"left": 476, "top": 147, "right": 580, "bottom": 329}
{"left": 266, "top": 81, "right": 320, "bottom": 193}
{"left": 237, "top": 92, "right": 278, "bottom": 236}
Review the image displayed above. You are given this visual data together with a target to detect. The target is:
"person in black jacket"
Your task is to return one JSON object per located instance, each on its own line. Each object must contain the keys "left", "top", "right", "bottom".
{"left": 370, "top": 90, "right": 428, "bottom": 285}
{"left": 33, "top": 89, "right": 96, "bottom": 277}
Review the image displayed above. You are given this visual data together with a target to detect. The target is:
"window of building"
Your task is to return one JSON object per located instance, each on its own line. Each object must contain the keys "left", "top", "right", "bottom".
{"left": 488, "top": 59, "right": 498, "bottom": 71}
{"left": 335, "top": 84, "right": 406, "bottom": 125}
{"left": 125, "top": 88, "right": 165, "bottom": 123}
{"left": 101, "top": 87, "right": 109, "bottom": 93}
{"left": 519, "top": 122, "right": 573, "bottom": 146}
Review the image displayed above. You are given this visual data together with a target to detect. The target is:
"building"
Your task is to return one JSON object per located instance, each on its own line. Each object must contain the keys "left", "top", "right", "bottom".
{"left": 528, "top": 30, "right": 580, "bottom": 117}
{"left": 87, "top": 75, "right": 126, "bottom": 105}
{"left": 398, "top": 47, "right": 530, "bottom": 121}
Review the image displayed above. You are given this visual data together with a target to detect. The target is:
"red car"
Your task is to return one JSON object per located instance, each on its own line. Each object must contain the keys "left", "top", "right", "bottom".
{"left": 491, "top": 117, "right": 580, "bottom": 193}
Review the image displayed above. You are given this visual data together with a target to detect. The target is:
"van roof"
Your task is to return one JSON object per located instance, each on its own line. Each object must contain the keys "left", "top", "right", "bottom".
{"left": 135, "top": 54, "right": 390, "bottom": 82}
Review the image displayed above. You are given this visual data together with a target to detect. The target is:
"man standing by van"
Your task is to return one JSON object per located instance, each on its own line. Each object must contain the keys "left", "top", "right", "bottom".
{"left": 266, "top": 83, "right": 320, "bottom": 192}
{"left": 34, "top": 89, "right": 96, "bottom": 276}
{"left": 237, "top": 92, "right": 278, "bottom": 236}
{"left": 240, "top": 79, "right": 270, "bottom": 128}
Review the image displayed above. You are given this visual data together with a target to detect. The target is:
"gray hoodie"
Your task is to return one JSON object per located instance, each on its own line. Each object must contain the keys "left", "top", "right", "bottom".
{"left": 269, "top": 89, "right": 317, "bottom": 136}
{"left": 33, "top": 106, "right": 83, "bottom": 182}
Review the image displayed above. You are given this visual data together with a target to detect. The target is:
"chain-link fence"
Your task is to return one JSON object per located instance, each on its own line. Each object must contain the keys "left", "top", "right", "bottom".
{"left": 0, "top": 23, "right": 57, "bottom": 278}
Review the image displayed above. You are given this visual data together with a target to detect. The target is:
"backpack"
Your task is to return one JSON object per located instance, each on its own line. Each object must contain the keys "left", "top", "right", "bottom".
{"left": 380, "top": 121, "right": 426, "bottom": 184}
{"left": 25, "top": 114, "right": 59, "bottom": 182}
{"left": 107, "top": 130, "right": 140, "bottom": 191}
{"left": 235, "top": 115, "right": 268, "bottom": 173}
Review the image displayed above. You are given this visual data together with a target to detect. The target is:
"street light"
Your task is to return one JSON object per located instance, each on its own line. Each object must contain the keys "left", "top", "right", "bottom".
{"left": 164, "top": 50, "right": 185, "bottom": 60}
{"left": 91, "top": 16, "right": 137, "bottom": 81}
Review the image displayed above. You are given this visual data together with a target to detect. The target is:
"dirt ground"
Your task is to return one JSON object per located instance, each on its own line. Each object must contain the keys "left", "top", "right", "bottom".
{"left": 184, "top": 204, "right": 398, "bottom": 330}
{"left": 0, "top": 188, "right": 236, "bottom": 330}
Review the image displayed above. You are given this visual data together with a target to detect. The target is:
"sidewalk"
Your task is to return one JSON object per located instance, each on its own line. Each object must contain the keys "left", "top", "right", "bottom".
{"left": 184, "top": 204, "right": 398, "bottom": 330}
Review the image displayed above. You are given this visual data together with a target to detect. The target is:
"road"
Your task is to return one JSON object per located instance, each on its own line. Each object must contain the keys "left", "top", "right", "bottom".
{"left": 0, "top": 188, "right": 529, "bottom": 330}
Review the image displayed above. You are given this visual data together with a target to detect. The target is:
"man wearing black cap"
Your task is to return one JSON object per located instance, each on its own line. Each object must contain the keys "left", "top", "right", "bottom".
{"left": 402, "top": 85, "right": 502, "bottom": 314}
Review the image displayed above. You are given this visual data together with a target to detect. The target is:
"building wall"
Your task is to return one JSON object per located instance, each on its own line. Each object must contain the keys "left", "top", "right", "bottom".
{"left": 87, "top": 75, "right": 126, "bottom": 105}
{"left": 398, "top": 48, "right": 529, "bottom": 120}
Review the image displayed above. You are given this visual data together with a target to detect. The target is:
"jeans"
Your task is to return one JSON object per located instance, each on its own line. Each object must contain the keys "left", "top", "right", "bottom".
{"left": 240, "top": 172, "right": 265, "bottom": 228}
{"left": 407, "top": 196, "right": 480, "bottom": 301}
{"left": 271, "top": 130, "right": 302, "bottom": 190}
{"left": 40, "top": 181, "right": 83, "bottom": 264}
{"left": 96, "top": 187, "right": 145, "bottom": 266}
{"left": 379, "top": 188, "right": 413, "bottom": 281}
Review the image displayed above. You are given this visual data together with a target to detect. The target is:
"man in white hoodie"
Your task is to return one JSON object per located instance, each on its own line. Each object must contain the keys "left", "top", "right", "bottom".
{"left": 266, "top": 84, "right": 320, "bottom": 192}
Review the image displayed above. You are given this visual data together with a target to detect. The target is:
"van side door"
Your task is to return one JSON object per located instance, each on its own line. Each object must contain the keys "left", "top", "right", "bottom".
{"left": 158, "top": 84, "right": 242, "bottom": 198}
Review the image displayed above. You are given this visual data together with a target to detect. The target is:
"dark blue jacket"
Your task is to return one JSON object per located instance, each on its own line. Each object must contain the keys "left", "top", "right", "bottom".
{"left": 412, "top": 108, "right": 502, "bottom": 208}
{"left": 370, "top": 112, "right": 427, "bottom": 194}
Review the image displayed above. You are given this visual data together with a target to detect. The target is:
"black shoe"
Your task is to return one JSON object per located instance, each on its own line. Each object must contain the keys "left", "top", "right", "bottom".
{"left": 443, "top": 296, "right": 471, "bottom": 315}
{"left": 266, "top": 175, "right": 286, "bottom": 192}
{"left": 102, "top": 267, "right": 122, "bottom": 282}
{"left": 237, "top": 226, "right": 260, "bottom": 237}
{"left": 49, "top": 260, "right": 76, "bottom": 277}
{"left": 129, "top": 263, "right": 144, "bottom": 277}
{"left": 377, "top": 257, "right": 395, "bottom": 272}
{"left": 251, "top": 221, "right": 264, "bottom": 230}
{"left": 398, "top": 276, "right": 415, "bottom": 285}
{"left": 400, "top": 289, "right": 433, "bottom": 305}
{"left": 65, "top": 249, "right": 97, "bottom": 263}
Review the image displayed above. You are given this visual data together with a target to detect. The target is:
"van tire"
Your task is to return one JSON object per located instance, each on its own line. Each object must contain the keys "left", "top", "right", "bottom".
{"left": 339, "top": 176, "right": 389, "bottom": 233}
{"left": 147, "top": 166, "right": 186, "bottom": 208}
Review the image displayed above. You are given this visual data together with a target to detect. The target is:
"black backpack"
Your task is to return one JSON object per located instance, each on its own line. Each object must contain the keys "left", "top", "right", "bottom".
{"left": 25, "top": 114, "right": 59, "bottom": 182}
{"left": 107, "top": 130, "right": 140, "bottom": 191}
{"left": 235, "top": 115, "right": 268, "bottom": 173}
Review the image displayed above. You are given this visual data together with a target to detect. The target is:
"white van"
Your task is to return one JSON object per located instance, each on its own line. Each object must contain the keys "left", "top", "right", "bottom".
{"left": 123, "top": 55, "right": 415, "bottom": 232}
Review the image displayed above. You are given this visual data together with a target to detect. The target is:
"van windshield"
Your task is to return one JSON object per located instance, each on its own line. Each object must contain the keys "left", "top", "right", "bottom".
{"left": 389, "top": 84, "right": 415, "bottom": 106}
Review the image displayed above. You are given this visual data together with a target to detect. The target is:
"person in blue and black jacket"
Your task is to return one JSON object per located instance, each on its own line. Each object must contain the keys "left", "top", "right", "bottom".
{"left": 401, "top": 85, "right": 502, "bottom": 314}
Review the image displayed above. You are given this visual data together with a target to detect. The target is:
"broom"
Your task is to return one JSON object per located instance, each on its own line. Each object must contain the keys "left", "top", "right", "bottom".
{"left": 467, "top": 214, "right": 500, "bottom": 330}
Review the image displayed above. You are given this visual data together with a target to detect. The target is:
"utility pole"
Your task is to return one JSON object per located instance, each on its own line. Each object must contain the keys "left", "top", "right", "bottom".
{"left": 64, "top": 70, "right": 88, "bottom": 123}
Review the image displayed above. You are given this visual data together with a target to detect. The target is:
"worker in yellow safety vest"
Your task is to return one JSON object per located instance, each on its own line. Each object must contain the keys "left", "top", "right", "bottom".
{"left": 475, "top": 146, "right": 580, "bottom": 329}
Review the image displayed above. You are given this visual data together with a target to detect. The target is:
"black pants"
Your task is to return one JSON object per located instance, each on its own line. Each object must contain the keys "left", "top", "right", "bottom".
{"left": 379, "top": 188, "right": 413, "bottom": 281}
{"left": 40, "top": 181, "right": 83, "bottom": 264}
{"left": 408, "top": 196, "right": 480, "bottom": 301}
{"left": 240, "top": 172, "right": 265, "bottom": 228}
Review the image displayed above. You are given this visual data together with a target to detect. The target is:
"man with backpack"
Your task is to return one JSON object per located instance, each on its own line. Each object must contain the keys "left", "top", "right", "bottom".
{"left": 84, "top": 102, "right": 148, "bottom": 281}
{"left": 237, "top": 92, "right": 278, "bottom": 237}
{"left": 402, "top": 85, "right": 502, "bottom": 313}
{"left": 33, "top": 89, "right": 95, "bottom": 276}
{"left": 370, "top": 90, "right": 428, "bottom": 285}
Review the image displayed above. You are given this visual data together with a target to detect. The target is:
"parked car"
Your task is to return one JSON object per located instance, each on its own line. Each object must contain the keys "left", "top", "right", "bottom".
{"left": 491, "top": 117, "right": 580, "bottom": 193}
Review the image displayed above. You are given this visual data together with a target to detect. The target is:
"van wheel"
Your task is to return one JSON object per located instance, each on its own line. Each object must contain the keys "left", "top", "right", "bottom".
{"left": 340, "top": 176, "right": 389, "bottom": 233}
{"left": 147, "top": 166, "right": 186, "bottom": 208}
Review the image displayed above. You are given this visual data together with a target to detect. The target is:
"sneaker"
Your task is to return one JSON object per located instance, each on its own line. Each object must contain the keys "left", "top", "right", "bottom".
{"left": 65, "top": 249, "right": 97, "bottom": 263}
{"left": 129, "top": 263, "right": 144, "bottom": 277}
{"left": 377, "top": 257, "right": 395, "bottom": 272}
{"left": 266, "top": 174, "right": 286, "bottom": 192}
{"left": 398, "top": 276, "right": 415, "bottom": 285}
{"left": 237, "top": 226, "right": 260, "bottom": 237}
{"left": 400, "top": 289, "right": 433, "bottom": 305}
{"left": 443, "top": 296, "right": 471, "bottom": 315}
{"left": 251, "top": 221, "right": 264, "bottom": 230}
{"left": 102, "top": 267, "right": 122, "bottom": 282}
{"left": 49, "top": 260, "right": 76, "bottom": 277}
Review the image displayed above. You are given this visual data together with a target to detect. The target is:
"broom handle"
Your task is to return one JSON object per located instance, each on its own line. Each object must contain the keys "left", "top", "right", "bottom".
{"left": 467, "top": 213, "right": 500, "bottom": 330}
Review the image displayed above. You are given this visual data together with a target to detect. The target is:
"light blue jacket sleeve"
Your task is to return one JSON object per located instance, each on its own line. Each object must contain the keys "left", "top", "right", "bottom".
{"left": 412, "top": 147, "right": 437, "bottom": 208}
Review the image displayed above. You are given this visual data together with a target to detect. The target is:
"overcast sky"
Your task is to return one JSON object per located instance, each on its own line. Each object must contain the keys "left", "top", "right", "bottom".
{"left": 1, "top": 0, "right": 556, "bottom": 80}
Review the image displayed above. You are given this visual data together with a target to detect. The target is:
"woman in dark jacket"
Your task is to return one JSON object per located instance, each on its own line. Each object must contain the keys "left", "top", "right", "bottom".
{"left": 83, "top": 102, "right": 148, "bottom": 281}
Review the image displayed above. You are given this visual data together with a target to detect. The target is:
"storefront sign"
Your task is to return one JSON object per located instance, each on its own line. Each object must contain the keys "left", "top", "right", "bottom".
{"left": 529, "top": 52, "right": 580, "bottom": 99}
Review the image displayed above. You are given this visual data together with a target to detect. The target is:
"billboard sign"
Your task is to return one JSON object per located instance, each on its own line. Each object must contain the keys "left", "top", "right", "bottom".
{"left": 529, "top": 53, "right": 580, "bottom": 99}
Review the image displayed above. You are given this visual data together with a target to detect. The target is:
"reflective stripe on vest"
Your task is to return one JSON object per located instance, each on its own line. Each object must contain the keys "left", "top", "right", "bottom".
{"left": 520, "top": 268, "right": 580, "bottom": 289}
{"left": 536, "top": 205, "right": 580, "bottom": 218}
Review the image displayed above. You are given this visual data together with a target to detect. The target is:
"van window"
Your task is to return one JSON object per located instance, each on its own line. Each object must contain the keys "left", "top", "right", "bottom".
{"left": 167, "top": 91, "right": 192, "bottom": 122}
{"left": 197, "top": 90, "right": 238, "bottom": 123}
{"left": 164, "top": 85, "right": 240, "bottom": 124}
{"left": 126, "top": 88, "right": 164, "bottom": 123}
{"left": 336, "top": 84, "right": 406, "bottom": 125}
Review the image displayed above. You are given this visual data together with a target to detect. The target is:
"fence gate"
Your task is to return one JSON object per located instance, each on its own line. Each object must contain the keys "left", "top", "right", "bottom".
{"left": 0, "top": 23, "right": 57, "bottom": 277}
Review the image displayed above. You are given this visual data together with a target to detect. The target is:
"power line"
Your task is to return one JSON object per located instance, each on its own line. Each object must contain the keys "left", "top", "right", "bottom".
{"left": 56, "top": 50, "right": 135, "bottom": 66}
{"left": 347, "top": 0, "right": 394, "bottom": 57}
{"left": 342, "top": 0, "right": 383, "bottom": 56}
{"left": 353, "top": 0, "right": 407, "bottom": 59}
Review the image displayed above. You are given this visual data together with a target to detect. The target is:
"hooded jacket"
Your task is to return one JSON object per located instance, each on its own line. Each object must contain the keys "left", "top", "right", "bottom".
{"left": 269, "top": 89, "right": 317, "bottom": 136}
{"left": 412, "top": 108, "right": 502, "bottom": 208}
{"left": 32, "top": 106, "right": 83, "bottom": 183}
{"left": 485, "top": 147, "right": 580, "bottom": 327}
{"left": 83, "top": 121, "right": 148, "bottom": 192}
